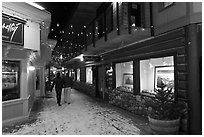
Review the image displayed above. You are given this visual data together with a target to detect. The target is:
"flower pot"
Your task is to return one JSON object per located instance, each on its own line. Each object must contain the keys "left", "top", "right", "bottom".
{"left": 181, "top": 118, "right": 187, "bottom": 132}
{"left": 148, "top": 116, "right": 180, "bottom": 135}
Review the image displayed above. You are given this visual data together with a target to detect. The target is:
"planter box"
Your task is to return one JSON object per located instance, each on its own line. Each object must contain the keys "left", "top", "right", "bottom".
{"left": 148, "top": 116, "right": 180, "bottom": 135}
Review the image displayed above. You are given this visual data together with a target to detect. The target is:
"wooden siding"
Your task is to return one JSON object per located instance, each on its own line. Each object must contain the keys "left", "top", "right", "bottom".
{"left": 2, "top": 99, "right": 24, "bottom": 121}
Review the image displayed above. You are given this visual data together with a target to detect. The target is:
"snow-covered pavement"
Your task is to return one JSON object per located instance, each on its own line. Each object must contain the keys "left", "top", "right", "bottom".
{"left": 3, "top": 89, "right": 152, "bottom": 135}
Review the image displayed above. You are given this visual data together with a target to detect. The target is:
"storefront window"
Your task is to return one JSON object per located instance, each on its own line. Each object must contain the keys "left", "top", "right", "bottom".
{"left": 2, "top": 60, "right": 20, "bottom": 101}
{"left": 140, "top": 56, "right": 174, "bottom": 95}
{"left": 77, "top": 69, "right": 80, "bottom": 81}
{"left": 105, "top": 65, "right": 113, "bottom": 90}
{"left": 116, "top": 61, "right": 133, "bottom": 92}
{"left": 86, "top": 67, "right": 93, "bottom": 84}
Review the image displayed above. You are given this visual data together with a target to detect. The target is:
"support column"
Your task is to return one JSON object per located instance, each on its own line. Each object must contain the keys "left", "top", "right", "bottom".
{"left": 186, "top": 24, "right": 202, "bottom": 135}
{"left": 133, "top": 59, "right": 140, "bottom": 94}
{"left": 40, "top": 67, "right": 45, "bottom": 97}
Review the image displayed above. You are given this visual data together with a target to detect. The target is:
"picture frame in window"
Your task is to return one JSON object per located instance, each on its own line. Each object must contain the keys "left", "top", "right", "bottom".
{"left": 154, "top": 65, "right": 174, "bottom": 92}
{"left": 123, "top": 73, "right": 133, "bottom": 88}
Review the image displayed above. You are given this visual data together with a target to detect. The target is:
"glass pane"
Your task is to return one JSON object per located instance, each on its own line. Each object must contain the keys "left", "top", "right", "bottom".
{"left": 86, "top": 24, "right": 93, "bottom": 46}
{"left": 106, "top": 5, "right": 113, "bottom": 33}
{"left": 2, "top": 60, "right": 20, "bottom": 101}
{"left": 140, "top": 56, "right": 174, "bottom": 95}
{"left": 116, "top": 61, "right": 133, "bottom": 92}
{"left": 86, "top": 67, "right": 93, "bottom": 84}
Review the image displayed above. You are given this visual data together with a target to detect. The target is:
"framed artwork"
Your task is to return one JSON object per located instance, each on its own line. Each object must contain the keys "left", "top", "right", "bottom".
{"left": 123, "top": 73, "right": 133, "bottom": 88}
{"left": 154, "top": 65, "right": 174, "bottom": 90}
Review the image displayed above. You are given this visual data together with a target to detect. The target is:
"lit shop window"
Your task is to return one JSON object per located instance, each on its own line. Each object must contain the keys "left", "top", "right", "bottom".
{"left": 77, "top": 69, "right": 80, "bottom": 81}
{"left": 116, "top": 61, "right": 133, "bottom": 92}
{"left": 86, "top": 67, "right": 93, "bottom": 84}
{"left": 2, "top": 60, "right": 20, "bottom": 101}
{"left": 140, "top": 56, "right": 174, "bottom": 95}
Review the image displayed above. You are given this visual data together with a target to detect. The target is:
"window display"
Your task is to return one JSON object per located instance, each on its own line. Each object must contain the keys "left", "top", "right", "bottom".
{"left": 86, "top": 67, "right": 93, "bottom": 84}
{"left": 140, "top": 56, "right": 174, "bottom": 95}
{"left": 77, "top": 69, "right": 80, "bottom": 81}
{"left": 2, "top": 60, "right": 20, "bottom": 101}
{"left": 116, "top": 61, "right": 133, "bottom": 92}
{"left": 154, "top": 66, "right": 174, "bottom": 90}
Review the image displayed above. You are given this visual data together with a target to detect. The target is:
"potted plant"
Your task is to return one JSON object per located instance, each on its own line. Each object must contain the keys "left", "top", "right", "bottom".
{"left": 145, "top": 83, "right": 182, "bottom": 135}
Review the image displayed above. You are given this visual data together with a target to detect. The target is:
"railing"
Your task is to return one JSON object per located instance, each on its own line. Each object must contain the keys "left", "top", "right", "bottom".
{"left": 68, "top": 2, "right": 151, "bottom": 58}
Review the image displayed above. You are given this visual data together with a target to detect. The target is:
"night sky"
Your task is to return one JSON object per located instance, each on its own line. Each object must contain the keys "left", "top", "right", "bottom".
{"left": 37, "top": 2, "right": 79, "bottom": 39}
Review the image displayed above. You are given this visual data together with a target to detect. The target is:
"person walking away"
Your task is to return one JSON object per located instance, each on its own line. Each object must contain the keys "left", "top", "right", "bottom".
{"left": 51, "top": 72, "right": 64, "bottom": 106}
{"left": 63, "top": 73, "right": 73, "bottom": 104}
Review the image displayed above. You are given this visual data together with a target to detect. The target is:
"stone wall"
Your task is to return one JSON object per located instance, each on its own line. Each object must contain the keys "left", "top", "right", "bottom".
{"left": 109, "top": 87, "right": 188, "bottom": 133}
{"left": 73, "top": 81, "right": 96, "bottom": 97}
{"left": 109, "top": 88, "right": 153, "bottom": 117}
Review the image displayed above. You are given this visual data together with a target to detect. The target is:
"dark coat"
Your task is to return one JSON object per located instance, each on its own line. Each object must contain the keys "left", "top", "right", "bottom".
{"left": 51, "top": 77, "right": 64, "bottom": 91}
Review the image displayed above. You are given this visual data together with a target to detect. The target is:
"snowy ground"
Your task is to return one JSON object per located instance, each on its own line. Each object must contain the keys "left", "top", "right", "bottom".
{"left": 2, "top": 89, "right": 152, "bottom": 135}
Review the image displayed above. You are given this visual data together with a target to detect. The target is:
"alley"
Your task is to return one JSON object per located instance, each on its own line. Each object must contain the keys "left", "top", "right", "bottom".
{"left": 3, "top": 89, "right": 152, "bottom": 135}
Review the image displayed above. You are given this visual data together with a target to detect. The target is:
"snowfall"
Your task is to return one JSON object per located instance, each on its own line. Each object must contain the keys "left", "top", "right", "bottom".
{"left": 2, "top": 89, "right": 151, "bottom": 135}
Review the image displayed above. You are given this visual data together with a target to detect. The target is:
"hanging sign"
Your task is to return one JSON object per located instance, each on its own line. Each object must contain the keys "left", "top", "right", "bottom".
{"left": 2, "top": 16, "right": 24, "bottom": 45}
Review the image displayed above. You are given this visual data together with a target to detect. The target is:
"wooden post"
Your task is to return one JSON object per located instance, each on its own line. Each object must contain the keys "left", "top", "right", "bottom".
{"left": 92, "top": 21, "right": 95, "bottom": 47}
{"left": 127, "top": 2, "right": 131, "bottom": 34}
{"left": 116, "top": 2, "right": 120, "bottom": 35}
{"left": 186, "top": 24, "right": 202, "bottom": 135}
{"left": 133, "top": 59, "right": 140, "bottom": 94}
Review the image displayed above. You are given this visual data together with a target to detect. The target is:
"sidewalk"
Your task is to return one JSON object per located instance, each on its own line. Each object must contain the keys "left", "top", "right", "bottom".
{"left": 2, "top": 89, "right": 152, "bottom": 135}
